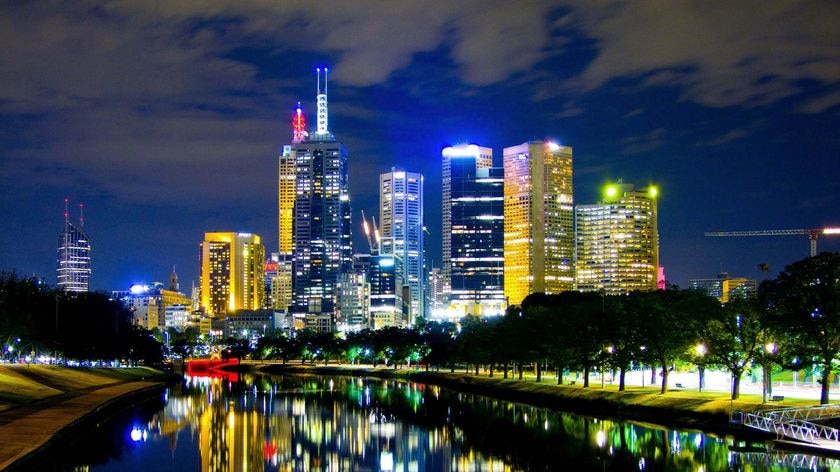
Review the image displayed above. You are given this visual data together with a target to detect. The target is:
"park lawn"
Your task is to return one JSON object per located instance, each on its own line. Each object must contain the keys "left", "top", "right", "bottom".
{"left": 0, "top": 366, "right": 63, "bottom": 409}
{"left": 0, "top": 365, "right": 168, "bottom": 411}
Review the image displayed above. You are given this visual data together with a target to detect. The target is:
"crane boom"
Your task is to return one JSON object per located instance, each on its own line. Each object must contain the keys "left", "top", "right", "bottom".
{"left": 705, "top": 227, "right": 840, "bottom": 257}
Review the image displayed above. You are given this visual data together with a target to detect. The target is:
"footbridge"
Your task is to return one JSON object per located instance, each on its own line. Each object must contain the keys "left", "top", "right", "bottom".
{"left": 735, "top": 405, "right": 840, "bottom": 453}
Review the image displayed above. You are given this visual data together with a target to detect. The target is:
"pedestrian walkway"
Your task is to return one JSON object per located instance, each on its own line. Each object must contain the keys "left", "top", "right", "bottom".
{"left": 0, "top": 380, "right": 160, "bottom": 471}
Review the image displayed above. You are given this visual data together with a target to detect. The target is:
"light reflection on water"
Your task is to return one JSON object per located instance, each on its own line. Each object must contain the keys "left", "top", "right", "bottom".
{"left": 34, "top": 373, "right": 840, "bottom": 471}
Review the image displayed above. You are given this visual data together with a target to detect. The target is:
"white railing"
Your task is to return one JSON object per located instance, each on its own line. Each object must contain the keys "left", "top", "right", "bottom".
{"left": 737, "top": 407, "right": 840, "bottom": 444}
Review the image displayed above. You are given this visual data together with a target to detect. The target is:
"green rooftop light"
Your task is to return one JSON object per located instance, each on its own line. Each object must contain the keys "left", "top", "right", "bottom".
{"left": 605, "top": 185, "right": 618, "bottom": 198}
{"left": 649, "top": 186, "right": 658, "bottom": 198}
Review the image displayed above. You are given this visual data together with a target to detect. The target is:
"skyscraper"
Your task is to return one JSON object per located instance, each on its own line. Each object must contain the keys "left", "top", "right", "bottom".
{"left": 290, "top": 68, "right": 352, "bottom": 331}
{"left": 57, "top": 199, "right": 91, "bottom": 292}
{"left": 379, "top": 168, "right": 424, "bottom": 323}
{"left": 576, "top": 182, "right": 659, "bottom": 294}
{"left": 200, "top": 232, "right": 266, "bottom": 317}
{"left": 441, "top": 144, "right": 505, "bottom": 317}
{"left": 503, "top": 141, "right": 574, "bottom": 306}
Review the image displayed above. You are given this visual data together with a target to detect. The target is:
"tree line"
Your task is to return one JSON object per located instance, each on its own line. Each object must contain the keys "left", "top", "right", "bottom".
{"left": 0, "top": 273, "right": 163, "bottom": 365}
{"left": 2, "top": 252, "right": 836, "bottom": 403}
{"left": 250, "top": 253, "right": 840, "bottom": 403}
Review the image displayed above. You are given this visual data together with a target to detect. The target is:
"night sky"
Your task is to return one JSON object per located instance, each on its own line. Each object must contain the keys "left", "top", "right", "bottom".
{"left": 1, "top": 1, "right": 838, "bottom": 293}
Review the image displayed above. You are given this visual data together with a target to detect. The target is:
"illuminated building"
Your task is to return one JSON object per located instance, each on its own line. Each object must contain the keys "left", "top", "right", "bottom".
{"left": 575, "top": 182, "right": 659, "bottom": 294}
{"left": 336, "top": 271, "right": 370, "bottom": 332}
{"left": 441, "top": 144, "right": 505, "bottom": 317}
{"left": 200, "top": 232, "right": 266, "bottom": 317}
{"left": 113, "top": 281, "right": 191, "bottom": 330}
{"left": 56, "top": 199, "right": 91, "bottom": 292}
{"left": 379, "top": 168, "right": 424, "bottom": 323}
{"left": 278, "top": 143, "right": 296, "bottom": 254}
{"left": 290, "top": 68, "right": 353, "bottom": 331}
{"left": 689, "top": 273, "right": 756, "bottom": 303}
{"left": 265, "top": 253, "right": 292, "bottom": 311}
{"left": 503, "top": 141, "right": 575, "bottom": 306}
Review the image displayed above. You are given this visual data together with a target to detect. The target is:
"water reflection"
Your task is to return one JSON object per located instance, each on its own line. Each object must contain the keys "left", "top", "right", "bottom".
{"left": 32, "top": 373, "right": 840, "bottom": 471}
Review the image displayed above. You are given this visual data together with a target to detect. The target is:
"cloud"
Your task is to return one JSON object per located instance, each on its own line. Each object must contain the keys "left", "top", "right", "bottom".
{"left": 620, "top": 127, "right": 666, "bottom": 155}
{"left": 568, "top": 0, "right": 840, "bottom": 109}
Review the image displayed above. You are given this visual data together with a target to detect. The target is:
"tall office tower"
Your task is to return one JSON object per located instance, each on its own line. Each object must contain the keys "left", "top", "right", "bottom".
{"left": 57, "top": 199, "right": 91, "bottom": 292}
{"left": 199, "top": 232, "right": 266, "bottom": 317}
{"left": 503, "top": 141, "right": 575, "bottom": 306}
{"left": 290, "top": 68, "right": 352, "bottom": 331}
{"left": 441, "top": 145, "right": 505, "bottom": 317}
{"left": 427, "top": 267, "right": 446, "bottom": 316}
{"left": 575, "top": 182, "right": 659, "bottom": 294}
{"left": 689, "top": 273, "right": 756, "bottom": 303}
{"left": 278, "top": 144, "right": 296, "bottom": 254}
{"left": 379, "top": 168, "right": 424, "bottom": 324}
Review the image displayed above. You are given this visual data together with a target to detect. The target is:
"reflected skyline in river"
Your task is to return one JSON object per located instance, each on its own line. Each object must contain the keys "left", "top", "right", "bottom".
{"left": 31, "top": 373, "right": 840, "bottom": 471}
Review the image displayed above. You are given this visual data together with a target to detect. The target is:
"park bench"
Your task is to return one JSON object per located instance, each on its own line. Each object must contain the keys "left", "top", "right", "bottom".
{"left": 771, "top": 395, "right": 784, "bottom": 402}
{"left": 674, "top": 383, "right": 684, "bottom": 388}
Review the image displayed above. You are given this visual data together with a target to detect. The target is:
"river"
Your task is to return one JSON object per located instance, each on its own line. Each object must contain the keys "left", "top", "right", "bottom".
{"left": 23, "top": 373, "right": 840, "bottom": 471}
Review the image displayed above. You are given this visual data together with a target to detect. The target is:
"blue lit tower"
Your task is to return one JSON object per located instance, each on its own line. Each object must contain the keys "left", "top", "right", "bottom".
{"left": 56, "top": 199, "right": 91, "bottom": 292}
{"left": 441, "top": 145, "right": 505, "bottom": 317}
{"left": 379, "top": 168, "right": 424, "bottom": 325}
{"left": 290, "top": 68, "right": 353, "bottom": 331}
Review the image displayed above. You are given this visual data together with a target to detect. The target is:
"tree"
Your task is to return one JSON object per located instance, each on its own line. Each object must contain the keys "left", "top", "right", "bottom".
{"left": 763, "top": 252, "right": 840, "bottom": 404}
{"left": 634, "top": 289, "right": 714, "bottom": 394}
{"left": 700, "top": 298, "right": 764, "bottom": 399}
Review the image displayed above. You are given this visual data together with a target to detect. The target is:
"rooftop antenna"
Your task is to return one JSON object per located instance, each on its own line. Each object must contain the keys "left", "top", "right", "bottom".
{"left": 316, "top": 67, "right": 329, "bottom": 135}
{"left": 79, "top": 202, "right": 84, "bottom": 228}
{"left": 292, "top": 101, "right": 306, "bottom": 144}
{"left": 64, "top": 198, "right": 69, "bottom": 225}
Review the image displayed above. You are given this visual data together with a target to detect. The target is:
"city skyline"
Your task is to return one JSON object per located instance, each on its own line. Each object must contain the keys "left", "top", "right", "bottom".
{"left": 2, "top": 1, "right": 838, "bottom": 292}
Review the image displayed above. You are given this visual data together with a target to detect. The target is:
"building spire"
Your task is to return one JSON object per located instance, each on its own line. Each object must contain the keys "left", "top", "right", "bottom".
{"left": 64, "top": 198, "right": 69, "bottom": 225}
{"left": 292, "top": 101, "right": 307, "bottom": 144}
{"left": 316, "top": 67, "right": 329, "bottom": 136}
{"left": 78, "top": 202, "right": 84, "bottom": 228}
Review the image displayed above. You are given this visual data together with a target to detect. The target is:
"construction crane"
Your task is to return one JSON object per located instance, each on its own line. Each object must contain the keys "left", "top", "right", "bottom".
{"left": 705, "top": 227, "right": 840, "bottom": 257}
{"left": 360, "top": 210, "right": 380, "bottom": 254}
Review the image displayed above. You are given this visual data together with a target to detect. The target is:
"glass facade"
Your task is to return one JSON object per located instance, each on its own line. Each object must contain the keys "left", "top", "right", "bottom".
{"left": 442, "top": 145, "right": 505, "bottom": 316}
{"left": 379, "top": 169, "right": 423, "bottom": 322}
{"left": 290, "top": 138, "right": 352, "bottom": 328}
{"left": 56, "top": 221, "right": 91, "bottom": 292}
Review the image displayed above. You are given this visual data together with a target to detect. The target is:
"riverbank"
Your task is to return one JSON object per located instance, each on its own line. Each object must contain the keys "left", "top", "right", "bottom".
{"left": 247, "top": 362, "right": 821, "bottom": 434}
{"left": 0, "top": 365, "right": 172, "bottom": 471}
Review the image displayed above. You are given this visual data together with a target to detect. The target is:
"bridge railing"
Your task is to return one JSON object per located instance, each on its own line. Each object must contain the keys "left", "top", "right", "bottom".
{"left": 739, "top": 411, "right": 840, "bottom": 444}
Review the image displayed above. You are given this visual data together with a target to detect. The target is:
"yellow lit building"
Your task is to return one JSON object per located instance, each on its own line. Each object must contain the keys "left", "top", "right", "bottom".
{"left": 200, "top": 232, "right": 265, "bottom": 317}
{"left": 278, "top": 146, "right": 295, "bottom": 254}
{"left": 503, "top": 140, "right": 575, "bottom": 306}
{"left": 575, "top": 182, "right": 659, "bottom": 294}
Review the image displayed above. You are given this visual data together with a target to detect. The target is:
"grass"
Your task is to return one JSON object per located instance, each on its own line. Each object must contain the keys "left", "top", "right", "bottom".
{"left": 0, "top": 365, "right": 168, "bottom": 412}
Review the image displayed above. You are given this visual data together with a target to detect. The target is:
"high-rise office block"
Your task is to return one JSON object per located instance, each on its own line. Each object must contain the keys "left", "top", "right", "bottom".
{"left": 200, "top": 232, "right": 266, "bottom": 317}
{"left": 57, "top": 199, "right": 91, "bottom": 292}
{"left": 441, "top": 144, "right": 505, "bottom": 317}
{"left": 503, "top": 141, "right": 574, "bottom": 306}
{"left": 290, "top": 68, "right": 352, "bottom": 331}
{"left": 266, "top": 253, "right": 293, "bottom": 311}
{"left": 689, "top": 273, "right": 756, "bottom": 303}
{"left": 278, "top": 144, "right": 296, "bottom": 254}
{"left": 379, "top": 168, "right": 423, "bottom": 323}
{"left": 576, "top": 182, "right": 659, "bottom": 294}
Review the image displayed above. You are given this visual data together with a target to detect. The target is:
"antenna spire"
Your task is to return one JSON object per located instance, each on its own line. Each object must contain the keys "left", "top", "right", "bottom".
{"left": 64, "top": 198, "right": 69, "bottom": 224}
{"left": 79, "top": 203, "right": 84, "bottom": 228}
{"left": 316, "top": 66, "right": 329, "bottom": 136}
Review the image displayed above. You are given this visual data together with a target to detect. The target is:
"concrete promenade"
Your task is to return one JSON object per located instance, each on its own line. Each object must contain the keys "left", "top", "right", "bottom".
{"left": 0, "top": 380, "right": 161, "bottom": 471}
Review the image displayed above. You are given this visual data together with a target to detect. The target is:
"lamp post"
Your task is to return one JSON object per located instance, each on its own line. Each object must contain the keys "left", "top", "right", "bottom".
{"left": 762, "top": 342, "right": 777, "bottom": 403}
{"left": 695, "top": 343, "right": 707, "bottom": 392}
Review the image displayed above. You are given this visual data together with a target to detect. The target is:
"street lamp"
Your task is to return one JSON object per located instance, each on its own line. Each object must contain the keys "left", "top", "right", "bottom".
{"left": 763, "top": 342, "right": 777, "bottom": 403}
{"left": 695, "top": 343, "right": 707, "bottom": 392}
